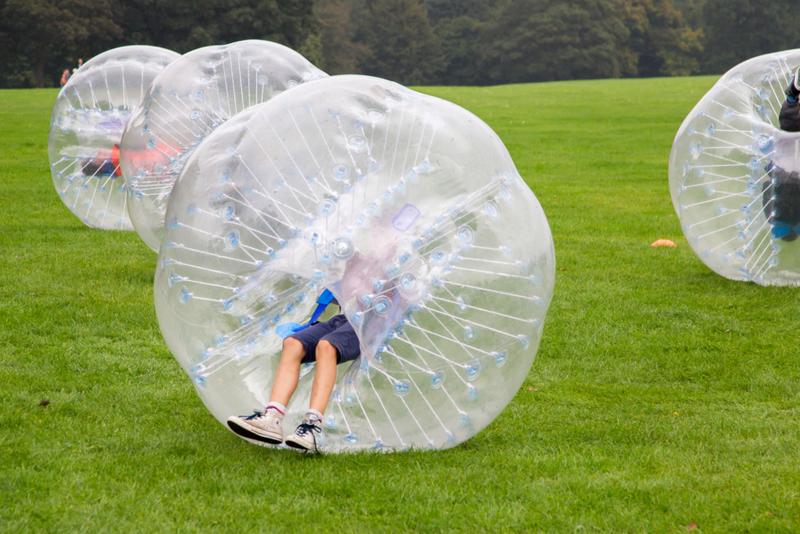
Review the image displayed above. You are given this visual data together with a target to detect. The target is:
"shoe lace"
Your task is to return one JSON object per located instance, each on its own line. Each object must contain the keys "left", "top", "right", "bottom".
{"left": 244, "top": 409, "right": 266, "bottom": 421}
{"left": 295, "top": 422, "right": 322, "bottom": 451}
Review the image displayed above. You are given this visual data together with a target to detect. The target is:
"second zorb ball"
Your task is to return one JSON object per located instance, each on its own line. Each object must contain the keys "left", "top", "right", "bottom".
{"left": 669, "top": 50, "right": 800, "bottom": 285}
{"left": 49, "top": 45, "right": 179, "bottom": 230}
{"left": 154, "top": 75, "right": 555, "bottom": 452}
{"left": 120, "top": 40, "right": 327, "bottom": 252}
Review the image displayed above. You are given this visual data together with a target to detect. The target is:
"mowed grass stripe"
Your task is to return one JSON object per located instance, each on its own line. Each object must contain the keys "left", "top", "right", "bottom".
{"left": 0, "top": 78, "right": 798, "bottom": 533}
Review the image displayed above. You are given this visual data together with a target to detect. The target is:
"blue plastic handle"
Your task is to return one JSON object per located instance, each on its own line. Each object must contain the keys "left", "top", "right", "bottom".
{"left": 275, "top": 289, "right": 336, "bottom": 339}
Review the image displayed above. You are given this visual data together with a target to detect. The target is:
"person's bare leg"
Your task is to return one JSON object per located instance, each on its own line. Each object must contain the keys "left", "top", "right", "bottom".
{"left": 308, "top": 340, "right": 338, "bottom": 414}
{"left": 269, "top": 337, "right": 306, "bottom": 406}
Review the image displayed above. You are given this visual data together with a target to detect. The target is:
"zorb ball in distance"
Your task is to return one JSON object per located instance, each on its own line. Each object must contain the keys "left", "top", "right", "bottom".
{"left": 669, "top": 50, "right": 800, "bottom": 285}
{"left": 49, "top": 46, "right": 180, "bottom": 230}
{"left": 120, "top": 40, "right": 328, "bottom": 252}
{"left": 154, "top": 75, "right": 556, "bottom": 452}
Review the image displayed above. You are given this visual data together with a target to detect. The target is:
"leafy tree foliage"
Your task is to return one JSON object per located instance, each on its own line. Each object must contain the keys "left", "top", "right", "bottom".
{"left": 315, "top": 0, "right": 369, "bottom": 74}
{"left": 435, "top": 15, "right": 483, "bottom": 85}
{"left": 357, "top": 0, "right": 444, "bottom": 85}
{"left": 700, "top": 0, "right": 800, "bottom": 74}
{"left": 425, "top": 0, "right": 506, "bottom": 85}
{"left": 670, "top": 0, "right": 704, "bottom": 30}
{"left": 478, "top": 0, "right": 632, "bottom": 84}
{"left": 472, "top": 0, "right": 700, "bottom": 84}
{"left": 0, "top": 0, "right": 319, "bottom": 88}
{"left": 0, "top": 0, "right": 121, "bottom": 88}
{"left": 1, "top": 0, "right": 785, "bottom": 88}
{"left": 423, "top": 0, "right": 498, "bottom": 26}
{"left": 622, "top": 0, "right": 702, "bottom": 77}
{"left": 110, "top": 0, "right": 317, "bottom": 53}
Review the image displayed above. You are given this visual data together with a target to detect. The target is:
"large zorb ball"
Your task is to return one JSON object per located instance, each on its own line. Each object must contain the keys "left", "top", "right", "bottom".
{"left": 669, "top": 50, "right": 800, "bottom": 285}
{"left": 49, "top": 46, "right": 180, "bottom": 230}
{"left": 120, "top": 40, "right": 327, "bottom": 252}
{"left": 154, "top": 75, "right": 556, "bottom": 452}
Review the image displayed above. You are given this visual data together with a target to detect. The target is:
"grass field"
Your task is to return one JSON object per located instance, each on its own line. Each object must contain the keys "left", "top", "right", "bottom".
{"left": 1, "top": 77, "right": 799, "bottom": 533}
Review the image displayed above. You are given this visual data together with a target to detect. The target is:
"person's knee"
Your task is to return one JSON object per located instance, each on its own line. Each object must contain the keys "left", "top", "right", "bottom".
{"left": 282, "top": 337, "right": 305, "bottom": 361}
{"left": 316, "top": 340, "right": 338, "bottom": 364}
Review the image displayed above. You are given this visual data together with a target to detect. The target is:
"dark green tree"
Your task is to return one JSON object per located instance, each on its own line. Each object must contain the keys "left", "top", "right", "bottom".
{"left": 357, "top": 0, "right": 444, "bottom": 85}
{"left": 110, "top": 0, "right": 318, "bottom": 54}
{"left": 435, "top": 16, "right": 483, "bottom": 85}
{"left": 423, "top": 0, "right": 507, "bottom": 85}
{"left": 423, "top": 0, "right": 500, "bottom": 25}
{"left": 0, "top": 0, "right": 322, "bottom": 87}
{"left": 701, "top": 0, "right": 800, "bottom": 74}
{"left": 670, "top": 0, "right": 704, "bottom": 30}
{"left": 0, "top": 0, "right": 121, "bottom": 87}
{"left": 478, "top": 0, "right": 631, "bottom": 85}
{"left": 621, "top": 0, "right": 702, "bottom": 77}
{"left": 315, "top": 0, "right": 369, "bottom": 74}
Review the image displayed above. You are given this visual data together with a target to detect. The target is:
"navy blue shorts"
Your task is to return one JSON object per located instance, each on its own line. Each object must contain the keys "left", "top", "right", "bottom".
{"left": 289, "top": 314, "right": 361, "bottom": 365}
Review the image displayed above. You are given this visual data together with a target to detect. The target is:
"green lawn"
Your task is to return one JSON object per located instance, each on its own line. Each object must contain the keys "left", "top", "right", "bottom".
{"left": 1, "top": 78, "right": 799, "bottom": 533}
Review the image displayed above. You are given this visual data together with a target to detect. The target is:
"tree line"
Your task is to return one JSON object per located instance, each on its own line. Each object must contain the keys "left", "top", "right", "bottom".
{"left": 1, "top": 0, "right": 799, "bottom": 89}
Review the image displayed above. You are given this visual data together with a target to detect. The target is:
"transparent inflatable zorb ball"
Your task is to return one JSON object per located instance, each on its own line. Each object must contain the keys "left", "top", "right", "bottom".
{"left": 120, "top": 40, "right": 327, "bottom": 252}
{"left": 49, "top": 46, "right": 179, "bottom": 230}
{"left": 669, "top": 50, "right": 800, "bottom": 285}
{"left": 154, "top": 75, "right": 555, "bottom": 452}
